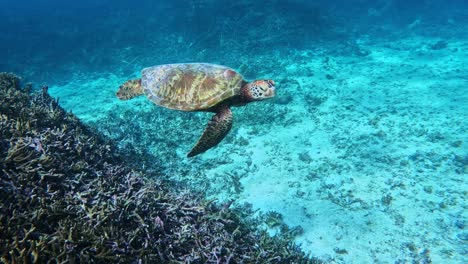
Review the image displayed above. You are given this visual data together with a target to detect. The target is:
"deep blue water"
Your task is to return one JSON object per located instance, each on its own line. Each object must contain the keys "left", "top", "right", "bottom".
{"left": 1, "top": 0, "right": 466, "bottom": 84}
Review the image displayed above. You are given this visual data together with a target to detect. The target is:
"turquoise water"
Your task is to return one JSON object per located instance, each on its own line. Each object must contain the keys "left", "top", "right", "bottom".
{"left": 2, "top": 0, "right": 467, "bottom": 262}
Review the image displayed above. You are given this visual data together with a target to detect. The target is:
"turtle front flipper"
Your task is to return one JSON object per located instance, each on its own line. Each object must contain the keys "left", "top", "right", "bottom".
{"left": 187, "top": 105, "right": 233, "bottom": 157}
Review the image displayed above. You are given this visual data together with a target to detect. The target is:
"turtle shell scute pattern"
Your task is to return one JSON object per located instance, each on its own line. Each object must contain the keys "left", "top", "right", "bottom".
{"left": 141, "top": 63, "right": 245, "bottom": 111}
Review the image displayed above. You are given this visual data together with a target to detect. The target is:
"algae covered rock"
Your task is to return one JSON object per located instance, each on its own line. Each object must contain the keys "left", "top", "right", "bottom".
{"left": 0, "top": 72, "right": 317, "bottom": 263}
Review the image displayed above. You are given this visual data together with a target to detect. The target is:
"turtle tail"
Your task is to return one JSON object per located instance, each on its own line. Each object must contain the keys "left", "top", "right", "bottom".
{"left": 116, "top": 79, "right": 143, "bottom": 100}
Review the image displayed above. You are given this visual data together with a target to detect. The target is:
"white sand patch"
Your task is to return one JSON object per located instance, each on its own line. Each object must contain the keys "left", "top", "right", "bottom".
{"left": 47, "top": 34, "right": 467, "bottom": 263}
{"left": 233, "top": 36, "right": 467, "bottom": 263}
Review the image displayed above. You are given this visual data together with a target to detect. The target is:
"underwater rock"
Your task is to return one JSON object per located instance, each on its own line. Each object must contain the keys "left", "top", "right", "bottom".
{"left": 430, "top": 40, "right": 448, "bottom": 50}
{"left": 299, "top": 151, "right": 313, "bottom": 163}
{"left": 457, "top": 233, "right": 468, "bottom": 241}
{"left": 0, "top": 73, "right": 319, "bottom": 263}
{"left": 305, "top": 94, "right": 327, "bottom": 113}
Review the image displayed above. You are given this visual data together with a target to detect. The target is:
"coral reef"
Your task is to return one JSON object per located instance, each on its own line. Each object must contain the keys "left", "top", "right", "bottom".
{"left": 0, "top": 73, "right": 318, "bottom": 263}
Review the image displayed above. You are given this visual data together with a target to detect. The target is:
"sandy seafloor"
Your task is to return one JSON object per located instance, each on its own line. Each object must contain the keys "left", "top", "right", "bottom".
{"left": 49, "top": 32, "right": 467, "bottom": 263}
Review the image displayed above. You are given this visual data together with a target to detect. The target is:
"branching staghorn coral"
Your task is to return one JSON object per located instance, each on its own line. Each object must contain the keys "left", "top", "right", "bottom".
{"left": 0, "top": 72, "right": 320, "bottom": 263}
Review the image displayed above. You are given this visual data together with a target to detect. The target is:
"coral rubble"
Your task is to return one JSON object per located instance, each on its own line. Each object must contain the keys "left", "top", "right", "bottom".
{"left": 0, "top": 73, "right": 317, "bottom": 263}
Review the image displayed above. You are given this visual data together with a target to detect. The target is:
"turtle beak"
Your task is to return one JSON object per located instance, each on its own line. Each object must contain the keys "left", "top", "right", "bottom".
{"left": 267, "top": 80, "right": 276, "bottom": 97}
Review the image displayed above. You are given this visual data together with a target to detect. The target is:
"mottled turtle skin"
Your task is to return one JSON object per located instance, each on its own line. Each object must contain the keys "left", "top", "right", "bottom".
{"left": 142, "top": 63, "right": 245, "bottom": 111}
{"left": 117, "top": 63, "right": 276, "bottom": 157}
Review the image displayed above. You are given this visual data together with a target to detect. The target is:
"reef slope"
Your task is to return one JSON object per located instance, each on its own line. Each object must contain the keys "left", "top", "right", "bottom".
{"left": 0, "top": 73, "right": 316, "bottom": 263}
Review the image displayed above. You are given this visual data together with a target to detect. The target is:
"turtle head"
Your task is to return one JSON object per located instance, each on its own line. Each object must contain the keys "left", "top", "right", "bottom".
{"left": 242, "top": 80, "right": 276, "bottom": 102}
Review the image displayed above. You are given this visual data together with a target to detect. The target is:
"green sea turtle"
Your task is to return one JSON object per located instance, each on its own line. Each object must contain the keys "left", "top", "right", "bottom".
{"left": 116, "top": 63, "right": 276, "bottom": 157}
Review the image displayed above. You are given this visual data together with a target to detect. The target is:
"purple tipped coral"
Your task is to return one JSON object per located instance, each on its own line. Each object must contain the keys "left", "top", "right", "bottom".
{"left": 0, "top": 73, "right": 319, "bottom": 263}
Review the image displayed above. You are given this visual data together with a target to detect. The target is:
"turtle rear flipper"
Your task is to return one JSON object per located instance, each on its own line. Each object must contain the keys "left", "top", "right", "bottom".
{"left": 117, "top": 79, "right": 143, "bottom": 100}
{"left": 187, "top": 105, "right": 233, "bottom": 157}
